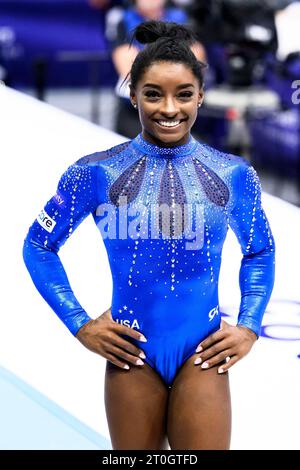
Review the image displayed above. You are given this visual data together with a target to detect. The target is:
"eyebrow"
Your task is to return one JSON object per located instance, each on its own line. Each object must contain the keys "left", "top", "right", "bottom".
{"left": 143, "top": 83, "right": 195, "bottom": 89}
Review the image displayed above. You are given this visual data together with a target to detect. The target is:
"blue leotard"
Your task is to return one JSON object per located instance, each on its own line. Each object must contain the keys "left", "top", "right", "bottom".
{"left": 23, "top": 133, "right": 275, "bottom": 386}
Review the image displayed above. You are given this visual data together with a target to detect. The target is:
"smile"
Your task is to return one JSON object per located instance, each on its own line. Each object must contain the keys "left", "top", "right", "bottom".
{"left": 155, "top": 119, "right": 187, "bottom": 129}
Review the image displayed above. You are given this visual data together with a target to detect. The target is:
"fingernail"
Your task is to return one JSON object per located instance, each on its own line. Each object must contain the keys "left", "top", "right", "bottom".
{"left": 201, "top": 362, "right": 209, "bottom": 369}
{"left": 218, "top": 367, "right": 224, "bottom": 374}
{"left": 194, "top": 357, "right": 202, "bottom": 365}
{"left": 139, "top": 335, "right": 147, "bottom": 342}
{"left": 139, "top": 352, "right": 146, "bottom": 359}
{"left": 195, "top": 346, "right": 203, "bottom": 353}
{"left": 123, "top": 364, "right": 130, "bottom": 370}
{"left": 136, "top": 358, "right": 144, "bottom": 366}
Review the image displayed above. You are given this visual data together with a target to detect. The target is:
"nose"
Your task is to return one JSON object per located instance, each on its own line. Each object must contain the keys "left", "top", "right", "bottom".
{"left": 159, "top": 96, "right": 179, "bottom": 117}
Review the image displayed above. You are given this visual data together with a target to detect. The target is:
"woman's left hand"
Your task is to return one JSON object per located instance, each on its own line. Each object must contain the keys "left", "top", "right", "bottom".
{"left": 194, "top": 319, "right": 258, "bottom": 374}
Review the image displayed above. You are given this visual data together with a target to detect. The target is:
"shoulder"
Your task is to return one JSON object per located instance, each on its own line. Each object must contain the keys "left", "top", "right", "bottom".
{"left": 211, "top": 147, "right": 261, "bottom": 197}
{"left": 198, "top": 141, "right": 249, "bottom": 168}
{"left": 75, "top": 140, "right": 132, "bottom": 166}
{"left": 57, "top": 140, "right": 131, "bottom": 187}
{"left": 195, "top": 140, "right": 262, "bottom": 196}
{"left": 197, "top": 140, "right": 257, "bottom": 181}
{"left": 105, "top": 6, "right": 125, "bottom": 39}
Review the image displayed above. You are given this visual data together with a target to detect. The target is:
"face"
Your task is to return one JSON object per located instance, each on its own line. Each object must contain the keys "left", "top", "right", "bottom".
{"left": 130, "top": 61, "right": 203, "bottom": 147}
{"left": 135, "top": 0, "right": 166, "bottom": 10}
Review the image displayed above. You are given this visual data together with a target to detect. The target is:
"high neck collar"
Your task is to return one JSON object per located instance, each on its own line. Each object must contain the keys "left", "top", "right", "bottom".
{"left": 131, "top": 132, "right": 198, "bottom": 158}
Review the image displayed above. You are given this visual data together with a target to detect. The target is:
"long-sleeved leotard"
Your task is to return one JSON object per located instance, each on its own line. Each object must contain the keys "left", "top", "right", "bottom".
{"left": 23, "top": 133, "right": 275, "bottom": 386}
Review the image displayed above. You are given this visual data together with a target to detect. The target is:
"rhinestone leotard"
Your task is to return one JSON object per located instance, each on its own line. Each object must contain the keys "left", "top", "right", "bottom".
{"left": 23, "top": 133, "right": 275, "bottom": 386}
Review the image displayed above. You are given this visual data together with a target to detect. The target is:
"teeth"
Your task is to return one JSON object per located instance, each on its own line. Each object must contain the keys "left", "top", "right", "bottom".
{"left": 158, "top": 120, "right": 180, "bottom": 127}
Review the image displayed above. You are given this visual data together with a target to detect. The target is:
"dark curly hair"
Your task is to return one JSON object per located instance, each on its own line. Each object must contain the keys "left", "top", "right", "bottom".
{"left": 119, "top": 20, "right": 207, "bottom": 92}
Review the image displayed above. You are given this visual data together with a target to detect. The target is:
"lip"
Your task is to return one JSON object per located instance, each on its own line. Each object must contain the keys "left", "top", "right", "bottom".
{"left": 154, "top": 119, "right": 187, "bottom": 131}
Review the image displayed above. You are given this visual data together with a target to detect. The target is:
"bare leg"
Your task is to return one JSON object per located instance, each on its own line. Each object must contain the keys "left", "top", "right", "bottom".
{"left": 105, "top": 360, "right": 170, "bottom": 450}
{"left": 167, "top": 355, "right": 231, "bottom": 450}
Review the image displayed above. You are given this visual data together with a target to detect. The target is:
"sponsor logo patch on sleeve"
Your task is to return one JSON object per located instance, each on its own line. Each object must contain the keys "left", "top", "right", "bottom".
{"left": 37, "top": 209, "right": 56, "bottom": 233}
{"left": 52, "top": 189, "right": 66, "bottom": 208}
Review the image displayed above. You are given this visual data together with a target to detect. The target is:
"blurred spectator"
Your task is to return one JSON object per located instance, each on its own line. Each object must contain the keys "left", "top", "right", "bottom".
{"left": 105, "top": 0, "right": 206, "bottom": 138}
{"left": 185, "top": 0, "right": 295, "bottom": 86}
{"left": 88, "top": 0, "right": 115, "bottom": 10}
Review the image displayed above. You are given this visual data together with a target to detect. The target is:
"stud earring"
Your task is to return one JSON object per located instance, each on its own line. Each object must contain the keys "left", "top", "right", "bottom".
{"left": 133, "top": 103, "right": 137, "bottom": 109}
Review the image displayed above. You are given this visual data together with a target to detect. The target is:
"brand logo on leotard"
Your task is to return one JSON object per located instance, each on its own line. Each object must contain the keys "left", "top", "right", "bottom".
{"left": 37, "top": 209, "right": 56, "bottom": 233}
{"left": 114, "top": 318, "right": 140, "bottom": 330}
{"left": 52, "top": 190, "right": 66, "bottom": 208}
{"left": 208, "top": 306, "right": 219, "bottom": 321}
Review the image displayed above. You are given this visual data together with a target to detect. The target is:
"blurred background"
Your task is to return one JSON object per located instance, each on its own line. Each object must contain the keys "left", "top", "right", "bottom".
{"left": 1, "top": 0, "right": 300, "bottom": 204}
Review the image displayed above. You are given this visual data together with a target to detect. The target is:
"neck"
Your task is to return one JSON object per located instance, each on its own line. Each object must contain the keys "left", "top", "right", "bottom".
{"left": 132, "top": 132, "right": 197, "bottom": 158}
{"left": 142, "top": 129, "right": 191, "bottom": 148}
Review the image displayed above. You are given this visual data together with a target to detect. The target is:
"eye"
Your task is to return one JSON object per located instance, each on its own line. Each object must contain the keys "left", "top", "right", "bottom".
{"left": 178, "top": 91, "right": 193, "bottom": 99}
{"left": 144, "top": 90, "right": 160, "bottom": 98}
{"left": 144, "top": 90, "right": 194, "bottom": 100}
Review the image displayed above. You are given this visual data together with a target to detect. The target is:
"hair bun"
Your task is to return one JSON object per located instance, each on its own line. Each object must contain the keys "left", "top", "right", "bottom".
{"left": 131, "top": 20, "right": 196, "bottom": 46}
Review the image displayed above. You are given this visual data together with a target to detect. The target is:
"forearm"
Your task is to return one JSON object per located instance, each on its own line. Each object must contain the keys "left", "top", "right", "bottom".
{"left": 112, "top": 44, "right": 139, "bottom": 77}
{"left": 23, "top": 238, "right": 92, "bottom": 336}
{"left": 237, "top": 245, "right": 276, "bottom": 337}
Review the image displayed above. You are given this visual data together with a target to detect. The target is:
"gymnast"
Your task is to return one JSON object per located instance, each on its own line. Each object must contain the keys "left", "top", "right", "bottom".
{"left": 23, "top": 20, "right": 276, "bottom": 450}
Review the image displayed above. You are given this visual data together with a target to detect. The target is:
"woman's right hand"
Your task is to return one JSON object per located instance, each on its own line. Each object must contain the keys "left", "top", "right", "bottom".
{"left": 75, "top": 308, "right": 147, "bottom": 370}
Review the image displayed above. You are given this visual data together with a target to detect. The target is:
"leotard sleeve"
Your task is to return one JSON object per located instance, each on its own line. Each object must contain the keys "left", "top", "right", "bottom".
{"left": 22, "top": 160, "right": 99, "bottom": 336}
{"left": 228, "top": 162, "right": 276, "bottom": 338}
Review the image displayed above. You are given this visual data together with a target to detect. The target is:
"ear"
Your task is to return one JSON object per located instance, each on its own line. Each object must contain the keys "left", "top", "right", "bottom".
{"left": 129, "top": 83, "right": 136, "bottom": 107}
{"left": 198, "top": 88, "right": 204, "bottom": 105}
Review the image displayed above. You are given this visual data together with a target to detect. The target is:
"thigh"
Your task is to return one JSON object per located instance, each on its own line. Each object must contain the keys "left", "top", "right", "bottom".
{"left": 167, "top": 355, "right": 231, "bottom": 450}
{"left": 105, "top": 360, "right": 170, "bottom": 450}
